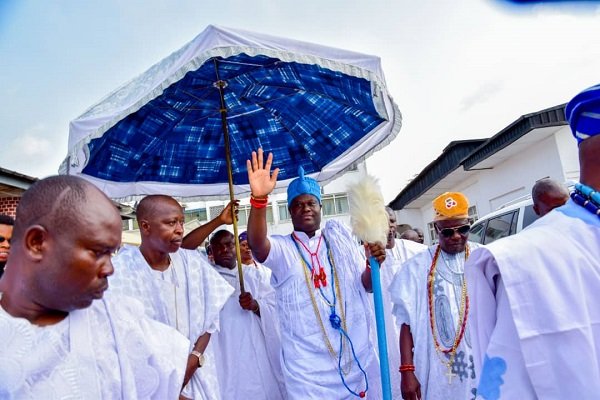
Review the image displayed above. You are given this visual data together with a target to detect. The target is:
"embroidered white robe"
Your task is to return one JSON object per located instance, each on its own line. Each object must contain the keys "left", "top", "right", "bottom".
{"left": 389, "top": 242, "right": 480, "bottom": 400}
{"left": 467, "top": 200, "right": 600, "bottom": 400}
{"left": 376, "top": 239, "right": 426, "bottom": 399}
{"left": 0, "top": 293, "right": 189, "bottom": 399}
{"left": 263, "top": 219, "right": 380, "bottom": 399}
{"left": 211, "top": 264, "right": 286, "bottom": 400}
{"left": 110, "top": 245, "right": 234, "bottom": 400}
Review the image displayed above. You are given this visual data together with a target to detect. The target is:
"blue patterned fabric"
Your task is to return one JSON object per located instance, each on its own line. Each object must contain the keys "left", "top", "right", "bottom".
{"left": 82, "top": 53, "right": 385, "bottom": 186}
{"left": 565, "top": 83, "right": 600, "bottom": 144}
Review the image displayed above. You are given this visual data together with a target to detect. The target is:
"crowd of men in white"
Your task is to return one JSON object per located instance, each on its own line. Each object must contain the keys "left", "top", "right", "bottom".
{"left": 0, "top": 83, "right": 599, "bottom": 400}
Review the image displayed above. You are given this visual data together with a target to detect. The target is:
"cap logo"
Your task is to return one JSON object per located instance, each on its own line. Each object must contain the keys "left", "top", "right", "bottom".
{"left": 445, "top": 197, "right": 458, "bottom": 209}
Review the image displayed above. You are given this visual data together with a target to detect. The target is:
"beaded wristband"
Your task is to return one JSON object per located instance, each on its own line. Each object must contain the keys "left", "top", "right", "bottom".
{"left": 250, "top": 197, "right": 268, "bottom": 209}
{"left": 399, "top": 364, "right": 415, "bottom": 372}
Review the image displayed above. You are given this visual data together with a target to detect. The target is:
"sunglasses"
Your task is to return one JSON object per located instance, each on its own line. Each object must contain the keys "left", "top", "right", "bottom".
{"left": 0, "top": 236, "right": 10, "bottom": 244}
{"left": 437, "top": 224, "right": 471, "bottom": 238}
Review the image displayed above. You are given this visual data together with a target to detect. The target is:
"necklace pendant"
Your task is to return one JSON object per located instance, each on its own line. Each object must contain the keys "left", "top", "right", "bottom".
{"left": 445, "top": 365, "right": 457, "bottom": 384}
{"left": 313, "top": 275, "right": 321, "bottom": 289}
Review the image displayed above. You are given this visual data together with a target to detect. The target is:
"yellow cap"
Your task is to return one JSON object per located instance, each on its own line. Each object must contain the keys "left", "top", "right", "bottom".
{"left": 433, "top": 192, "right": 469, "bottom": 221}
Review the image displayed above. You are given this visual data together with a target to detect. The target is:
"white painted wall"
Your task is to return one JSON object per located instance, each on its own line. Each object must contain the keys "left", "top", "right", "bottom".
{"left": 396, "top": 126, "right": 579, "bottom": 244}
{"left": 555, "top": 127, "right": 581, "bottom": 182}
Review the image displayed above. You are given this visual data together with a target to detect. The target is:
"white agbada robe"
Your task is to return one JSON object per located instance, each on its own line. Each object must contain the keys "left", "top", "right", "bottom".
{"left": 110, "top": 245, "right": 234, "bottom": 400}
{"left": 243, "top": 259, "right": 273, "bottom": 282}
{"left": 375, "top": 239, "right": 426, "bottom": 399}
{"left": 466, "top": 200, "right": 600, "bottom": 400}
{"left": 0, "top": 293, "right": 189, "bottom": 399}
{"left": 211, "top": 264, "right": 286, "bottom": 400}
{"left": 389, "top": 242, "right": 480, "bottom": 400}
{"left": 263, "top": 219, "right": 380, "bottom": 399}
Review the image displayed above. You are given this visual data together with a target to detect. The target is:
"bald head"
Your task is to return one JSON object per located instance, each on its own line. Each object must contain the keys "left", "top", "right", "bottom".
{"left": 136, "top": 195, "right": 185, "bottom": 254}
{"left": 13, "top": 175, "right": 115, "bottom": 245}
{"left": 136, "top": 195, "right": 182, "bottom": 222}
{"left": 400, "top": 229, "right": 421, "bottom": 243}
{"left": 532, "top": 178, "right": 569, "bottom": 217}
{"left": 2, "top": 175, "right": 122, "bottom": 321}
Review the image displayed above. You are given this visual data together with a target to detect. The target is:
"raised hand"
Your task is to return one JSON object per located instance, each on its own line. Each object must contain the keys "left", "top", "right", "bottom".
{"left": 218, "top": 200, "right": 239, "bottom": 225}
{"left": 246, "top": 148, "right": 279, "bottom": 198}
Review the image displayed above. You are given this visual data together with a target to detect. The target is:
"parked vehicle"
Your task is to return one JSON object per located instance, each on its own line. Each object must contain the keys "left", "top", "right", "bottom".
{"left": 469, "top": 198, "right": 539, "bottom": 245}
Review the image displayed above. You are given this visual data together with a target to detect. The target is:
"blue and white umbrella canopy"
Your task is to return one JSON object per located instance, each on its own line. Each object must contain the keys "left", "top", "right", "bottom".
{"left": 61, "top": 25, "right": 402, "bottom": 201}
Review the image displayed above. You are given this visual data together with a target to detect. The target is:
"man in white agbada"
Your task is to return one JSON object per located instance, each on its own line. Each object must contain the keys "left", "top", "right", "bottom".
{"left": 209, "top": 230, "right": 286, "bottom": 400}
{"left": 378, "top": 207, "right": 426, "bottom": 400}
{"left": 0, "top": 176, "right": 189, "bottom": 399}
{"left": 390, "top": 191, "right": 480, "bottom": 400}
{"left": 246, "top": 149, "right": 386, "bottom": 399}
{"left": 466, "top": 83, "right": 600, "bottom": 400}
{"left": 110, "top": 194, "right": 234, "bottom": 400}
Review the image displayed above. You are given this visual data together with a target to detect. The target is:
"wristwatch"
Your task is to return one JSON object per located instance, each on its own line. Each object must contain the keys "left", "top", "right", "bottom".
{"left": 191, "top": 350, "right": 205, "bottom": 367}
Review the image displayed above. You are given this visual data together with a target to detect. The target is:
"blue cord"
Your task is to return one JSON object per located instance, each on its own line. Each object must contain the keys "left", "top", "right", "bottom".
{"left": 291, "top": 234, "right": 369, "bottom": 397}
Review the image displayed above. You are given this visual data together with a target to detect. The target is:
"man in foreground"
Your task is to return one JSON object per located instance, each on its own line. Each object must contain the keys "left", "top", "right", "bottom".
{"left": 390, "top": 192, "right": 480, "bottom": 400}
{"left": 110, "top": 194, "right": 234, "bottom": 400}
{"left": 209, "top": 230, "right": 286, "bottom": 400}
{"left": 0, "top": 214, "right": 14, "bottom": 278}
{"left": 466, "top": 84, "right": 600, "bottom": 399}
{"left": 246, "top": 149, "right": 386, "bottom": 399}
{"left": 0, "top": 176, "right": 189, "bottom": 399}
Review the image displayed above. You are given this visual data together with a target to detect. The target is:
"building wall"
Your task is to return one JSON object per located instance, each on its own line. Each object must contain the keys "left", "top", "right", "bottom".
{"left": 555, "top": 127, "right": 580, "bottom": 182}
{"left": 0, "top": 197, "right": 19, "bottom": 217}
{"left": 396, "top": 126, "right": 578, "bottom": 244}
{"left": 471, "top": 130, "right": 569, "bottom": 217}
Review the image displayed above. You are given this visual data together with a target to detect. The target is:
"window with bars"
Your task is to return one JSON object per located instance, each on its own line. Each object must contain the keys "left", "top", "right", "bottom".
{"left": 238, "top": 204, "right": 273, "bottom": 226}
{"left": 468, "top": 205, "right": 478, "bottom": 224}
{"left": 427, "top": 221, "right": 437, "bottom": 245}
{"left": 279, "top": 203, "right": 291, "bottom": 221}
{"left": 209, "top": 205, "right": 224, "bottom": 221}
{"left": 184, "top": 208, "right": 208, "bottom": 223}
{"left": 321, "top": 194, "right": 350, "bottom": 216}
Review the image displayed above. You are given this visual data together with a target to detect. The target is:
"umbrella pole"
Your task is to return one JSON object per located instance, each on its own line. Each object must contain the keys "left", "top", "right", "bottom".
{"left": 369, "top": 256, "right": 393, "bottom": 400}
{"left": 214, "top": 61, "right": 245, "bottom": 293}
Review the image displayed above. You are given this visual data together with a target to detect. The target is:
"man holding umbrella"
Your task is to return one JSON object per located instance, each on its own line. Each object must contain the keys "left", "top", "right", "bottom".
{"left": 246, "top": 149, "right": 386, "bottom": 399}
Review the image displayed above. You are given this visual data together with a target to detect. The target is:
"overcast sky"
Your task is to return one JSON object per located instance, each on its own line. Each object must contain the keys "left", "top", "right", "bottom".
{"left": 1, "top": 0, "right": 599, "bottom": 201}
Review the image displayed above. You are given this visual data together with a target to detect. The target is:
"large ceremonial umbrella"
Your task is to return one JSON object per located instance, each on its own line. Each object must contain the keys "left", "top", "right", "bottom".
{"left": 60, "top": 25, "right": 400, "bottom": 199}
{"left": 60, "top": 24, "right": 401, "bottom": 275}
{"left": 60, "top": 26, "right": 401, "bottom": 397}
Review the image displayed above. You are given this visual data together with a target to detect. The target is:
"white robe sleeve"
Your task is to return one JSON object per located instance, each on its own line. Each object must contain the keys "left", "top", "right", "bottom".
{"left": 465, "top": 246, "right": 501, "bottom": 376}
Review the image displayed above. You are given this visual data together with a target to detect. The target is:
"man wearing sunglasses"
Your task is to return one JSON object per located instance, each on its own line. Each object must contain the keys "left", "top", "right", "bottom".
{"left": 389, "top": 192, "right": 480, "bottom": 400}
{"left": 0, "top": 214, "right": 14, "bottom": 278}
